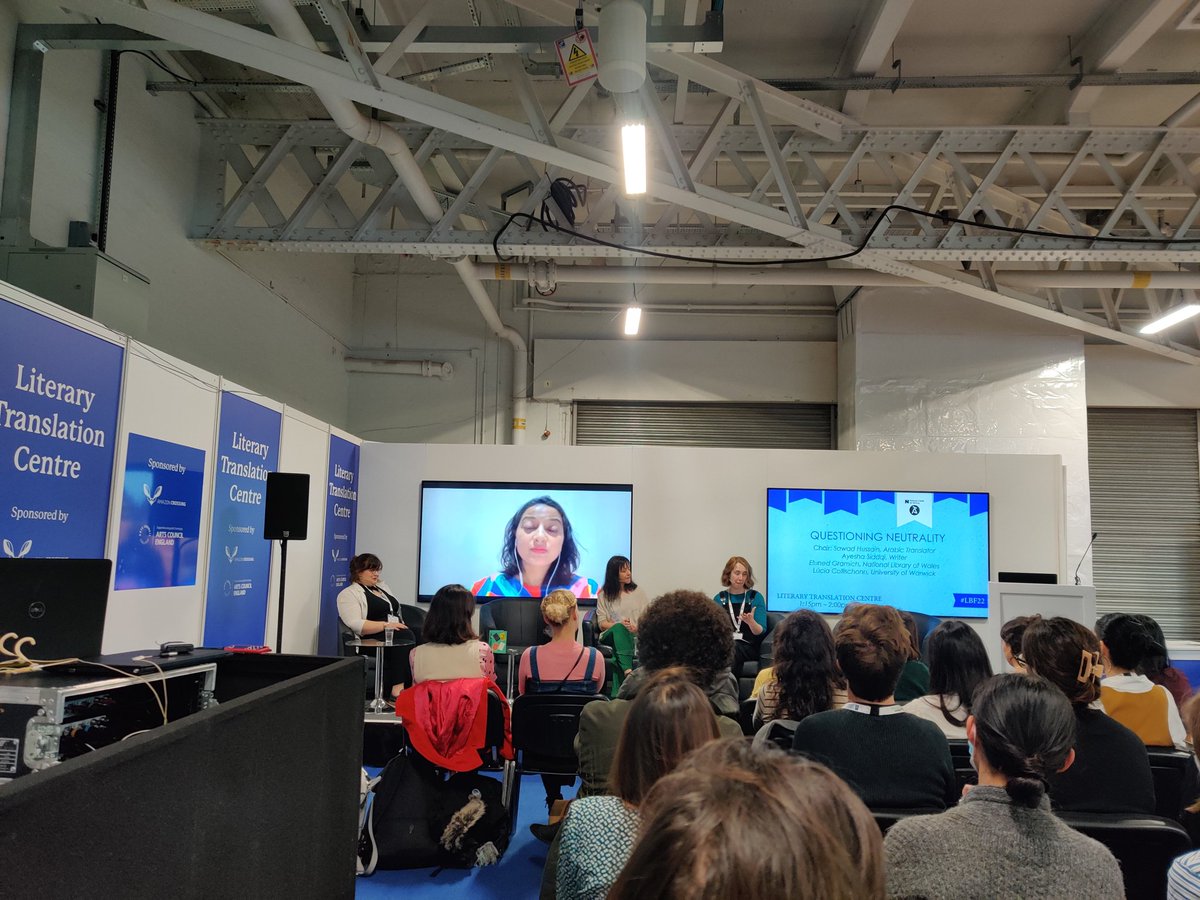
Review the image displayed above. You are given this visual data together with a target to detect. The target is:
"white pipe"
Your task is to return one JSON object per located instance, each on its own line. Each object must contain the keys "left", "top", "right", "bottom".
{"left": 256, "top": 0, "right": 528, "bottom": 443}
{"left": 344, "top": 358, "right": 454, "bottom": 378}
{"left": 475, "top": 262, "right": 1200, "bottom": 291}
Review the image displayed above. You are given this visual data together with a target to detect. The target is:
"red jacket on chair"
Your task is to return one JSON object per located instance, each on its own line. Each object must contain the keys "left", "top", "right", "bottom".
{"left": 395, "top": 678, "right": 513, "bottom": 771}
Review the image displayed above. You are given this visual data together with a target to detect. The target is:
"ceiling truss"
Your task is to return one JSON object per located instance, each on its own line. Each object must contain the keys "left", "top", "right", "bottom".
{"left": 50, "top": 0, "right": 1200, "bottom": 360}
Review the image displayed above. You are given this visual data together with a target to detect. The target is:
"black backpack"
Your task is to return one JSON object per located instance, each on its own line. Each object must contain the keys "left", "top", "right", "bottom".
{"left": 358, "top": 753, "right": 510, "bottom": 874}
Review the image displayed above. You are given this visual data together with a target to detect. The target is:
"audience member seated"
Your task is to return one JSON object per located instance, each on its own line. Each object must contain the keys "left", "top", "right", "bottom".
{"left": 1097, "top": 613, "right": 1187, "bottom": 749}
{"left": 409, "top": 584, "right": 495, "bottom": 684}
{"left": 894, "top": 610, "right": 931, "bottom": 703}
{"left": 575, "top": 590, "right": 742, "bottom": 798}
{"left": 1000, "top": 615, "right": 1032, "bottom": 672}
{"left": 1135, "top": 614, "right": 1194, "bottom": 708}
{"left": 336, "top": 552, "right": 413, "bottom": 696}
{"left": 518, "top": 589, "right": 605, "bottom": 811}
{"left": 550, "top": 669, "right": 721, "bottom": 900}
{"left": 884, "top": 673, "right": 1124, "bottom": 900}
{"left": 609, "top": 738, "right": 884, "bottom": 899}
{"left": 751, "top": 610, "right": 847, "bottom": 730}
{"left": 791, "top": 604, "right": 958, "bottom": 810}
{"left": 1021, "top": 615, "right": 1155, "bottom": 813}
{"left": 902, "top": 620, "right": 993, "bottom": 739}
{"left": 595, "top": 555, "right": 650, "bottom": 690}
{"left": 1169, "top": 695, "right": 1200, "bottom": 894}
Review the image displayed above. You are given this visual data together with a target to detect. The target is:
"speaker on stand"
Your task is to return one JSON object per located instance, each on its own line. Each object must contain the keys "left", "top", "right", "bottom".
{"left": 264, "top": 473, "right": 310, "bottom": 653}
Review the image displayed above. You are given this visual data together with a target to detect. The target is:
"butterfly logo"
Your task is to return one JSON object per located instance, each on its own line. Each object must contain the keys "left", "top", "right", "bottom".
{"left": 3, "top": 539, "right": 33, "bottom": 558}
{"left": 225, "top": 546, "right": 239, "bottom": 563}
{"left": 143, "top": 484, "right": 163, "bottom": 505}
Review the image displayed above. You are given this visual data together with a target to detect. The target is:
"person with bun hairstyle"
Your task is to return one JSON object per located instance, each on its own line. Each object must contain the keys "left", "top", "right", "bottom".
{"left": 885, "top": 674, "right": 1124, "bottom": 900}
{"left": 517, "top": 589, "right": 604, "bottom": 812}
{"left": 1021, "top": 615, "right": 1155, "bottom": 813}
{"left": 609, "top": 738, "right": 884, "bottom": 900}
{"left": 1097, "top": 612, "right": 1188, "bottom": 749}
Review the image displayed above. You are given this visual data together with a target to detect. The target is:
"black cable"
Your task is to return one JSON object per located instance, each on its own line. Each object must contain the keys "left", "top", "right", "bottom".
{"left": 118, "top": 49, "right": 200, "bottom": 84}
{"left": 492, "top": 201, "right": 1200, "bottom": 267}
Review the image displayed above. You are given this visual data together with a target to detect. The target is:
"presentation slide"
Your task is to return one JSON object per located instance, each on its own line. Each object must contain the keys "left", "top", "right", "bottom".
{"left": 418, "top": 481, "right": 632, "bottom": 600}
{"left": 767, "top": 489, "right": 990, "bottom": 618}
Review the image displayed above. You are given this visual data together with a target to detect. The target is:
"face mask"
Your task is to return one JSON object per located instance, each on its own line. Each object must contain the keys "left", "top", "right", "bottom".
{"left": 968, "top": 738, "right": 976, "bottom": 769}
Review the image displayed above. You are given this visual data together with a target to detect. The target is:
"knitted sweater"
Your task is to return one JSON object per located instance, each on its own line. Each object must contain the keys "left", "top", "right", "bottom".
{"left": 884, "top": 786, "right": 1124, "bottom": 900}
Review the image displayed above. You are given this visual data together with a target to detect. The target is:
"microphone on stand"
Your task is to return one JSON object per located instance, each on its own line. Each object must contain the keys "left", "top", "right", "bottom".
{"left": 1074, "top": 532, "right": 1099, "bottom": 585}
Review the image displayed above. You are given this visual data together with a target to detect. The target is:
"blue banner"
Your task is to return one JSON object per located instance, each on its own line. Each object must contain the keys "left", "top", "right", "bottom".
{"left": 114, "top": 433, "right": 206, "bottom": 590}
{"left": 317, "top": 435, "right": 359, "bottom": 655}
{"left": 202, "top": 393, "right": 281, "bottom": 646}
{"left": 0, "top": 298, "right": 124, "bottom": 559}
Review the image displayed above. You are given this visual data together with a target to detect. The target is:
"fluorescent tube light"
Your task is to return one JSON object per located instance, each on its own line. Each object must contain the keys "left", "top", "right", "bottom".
{"left": 1140, "top": 303, "right": 1200, "bottom": 334}
{"left": 621, "top": 123, "right": 647, "bottom": 195}
{"left": 623, "top": 306, "right": 642, "bottom": 336}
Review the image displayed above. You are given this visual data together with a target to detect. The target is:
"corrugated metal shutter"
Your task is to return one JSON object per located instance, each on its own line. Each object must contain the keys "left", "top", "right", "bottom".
{"left": 573, "top": 401, "right": 835, "bottom": 449}
{"left": 1087, "top": 408, "right": 1200, "bottom": 639}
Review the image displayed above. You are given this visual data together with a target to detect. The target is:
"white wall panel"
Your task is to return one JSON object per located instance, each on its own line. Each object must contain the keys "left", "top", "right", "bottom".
{"left": 102, "top": 345, "right": 219, "bottom": 653}
{"left": 266, "top": 407, "right": 331, "bottom": 654}
{"left": 1085, "top": 345, "right": 1200, "bottom": 408}
{"left": 358, "top": 442, "right": 1063, "bottom": 608}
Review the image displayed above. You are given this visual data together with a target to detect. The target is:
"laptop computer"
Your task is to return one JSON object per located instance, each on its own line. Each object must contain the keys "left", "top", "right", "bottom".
{"left": 0, "top": 558, "right": 112, "bottom": 662}
{"left": 64, "top": 647, "right": 231, "bottom": 675}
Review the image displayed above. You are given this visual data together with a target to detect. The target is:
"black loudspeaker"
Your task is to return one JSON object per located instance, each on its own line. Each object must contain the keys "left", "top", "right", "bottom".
{"left": 263, "top": 473, "right": 310, "bottom": 540}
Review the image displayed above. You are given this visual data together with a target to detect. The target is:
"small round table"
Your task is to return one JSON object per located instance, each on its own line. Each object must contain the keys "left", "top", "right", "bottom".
{"left": 348, "top": 638, "right": 391, "bottom": 713}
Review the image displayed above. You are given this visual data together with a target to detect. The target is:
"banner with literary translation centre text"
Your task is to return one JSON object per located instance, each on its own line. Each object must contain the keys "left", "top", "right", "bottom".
{"left": 317, "top": 435, "right": 359, "bottom": 656}
{"left": 0, "top": 297, "right": 124, "bottom": 560}
{"left": 202, "top": 392, "right": 281, "bottom": 647}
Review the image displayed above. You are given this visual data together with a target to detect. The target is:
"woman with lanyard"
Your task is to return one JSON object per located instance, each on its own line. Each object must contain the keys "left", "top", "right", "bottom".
{"left": 713, "top": 556, "right": 766, "bottom": 679}
{"left": 336, "top": 552, "right": 414, "bottom": 699}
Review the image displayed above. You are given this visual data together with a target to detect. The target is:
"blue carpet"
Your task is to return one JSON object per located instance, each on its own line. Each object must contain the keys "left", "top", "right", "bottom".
{"left": 354, "top": 772, "right": 573, "bottom": 899}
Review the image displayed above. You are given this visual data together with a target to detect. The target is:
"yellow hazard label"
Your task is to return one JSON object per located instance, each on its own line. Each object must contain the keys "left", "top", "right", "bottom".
{"left": 564, "top": 43, "right": 594, "bottom": 76}
{"left": 1131, "top": 272, "right": 1152, "bottom": 289}
{"left": 494, "top": 263, "right": 511, "bottom": 280}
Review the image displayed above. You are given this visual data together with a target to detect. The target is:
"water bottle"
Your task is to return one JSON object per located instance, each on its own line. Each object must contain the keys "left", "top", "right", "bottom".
{"left": 384, "top": 626, "right": 394, "bottom": 646}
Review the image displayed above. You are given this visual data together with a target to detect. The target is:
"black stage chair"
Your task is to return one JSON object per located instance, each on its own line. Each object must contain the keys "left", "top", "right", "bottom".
{"left": 1057, "top": 811, "right": 1191, "bottom": 900}
{"left": 1147, "top": 747, "right": 1199, "bottom": 821}
{"left": 478, "top": 599, "right": 550, "bottom": 694}
{"left": 509, "top": 692, "right": 607, "bottom": 830}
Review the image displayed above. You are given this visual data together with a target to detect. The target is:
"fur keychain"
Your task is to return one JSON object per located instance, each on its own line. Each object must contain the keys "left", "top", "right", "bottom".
{"left": 440, "top": 789, "right": 500, "bottom": 866}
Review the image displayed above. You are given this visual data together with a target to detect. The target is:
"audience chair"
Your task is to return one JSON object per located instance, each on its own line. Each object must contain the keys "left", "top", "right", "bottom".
{"left": 509, "top": 692, "right": 608, "bottom": 831}
{"left": 870, "top": 807, "right": 938, "bottom": 834}
{"left": 1057, "top": 811, "right": 1191, "bottom": 900}
{"left": 946, "top": 739, "right": 979, "bottom": 792}
{"left": 739, "top": 697, "right": 758, "bottom": 735}
{"left": 752, "top": 718, "right": 800, "bottom": 752}
{"left": 1147, "top": 747, "right": 1199, "bottom": 821}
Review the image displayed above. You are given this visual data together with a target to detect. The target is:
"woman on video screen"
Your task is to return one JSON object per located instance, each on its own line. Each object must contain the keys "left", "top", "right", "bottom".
{"left": 472, "top": 496, "right": 599, "bottom": 599}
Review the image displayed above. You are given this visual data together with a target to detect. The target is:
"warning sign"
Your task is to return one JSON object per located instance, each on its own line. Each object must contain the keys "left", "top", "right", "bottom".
{"left": 555, "top": 29, "right": 598, "bottom": 86}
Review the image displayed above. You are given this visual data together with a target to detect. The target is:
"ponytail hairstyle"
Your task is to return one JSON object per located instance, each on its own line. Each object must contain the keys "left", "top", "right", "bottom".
{"left": 1101, "top": 612, "right": 1165, "bottom": 671}
{"left": 970, "top": 673, "right": 1076, "bottom": 808}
